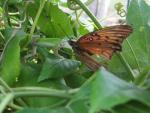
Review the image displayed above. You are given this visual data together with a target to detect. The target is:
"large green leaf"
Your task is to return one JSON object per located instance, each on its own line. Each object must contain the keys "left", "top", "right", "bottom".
{"left": 124, "top": 0, "right": 150, "bottom": 68}
{"left": 0, "top": 29, "right": 25, "bottom": 86}
{"left": 108, "top": 0, "right": 150, "bottom": 81}
{"left": 90, "top": 68, "right": 150, "bottom": 113}
{"left": 38, "top": 57, "right": 80, "bottom": 81}
{"left": 69, "top": 68, "right": 150, "bottom": 113}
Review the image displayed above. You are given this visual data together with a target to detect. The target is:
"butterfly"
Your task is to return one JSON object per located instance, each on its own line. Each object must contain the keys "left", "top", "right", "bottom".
{"left": 68, "top": 25, "right": 133, "bottom": 71}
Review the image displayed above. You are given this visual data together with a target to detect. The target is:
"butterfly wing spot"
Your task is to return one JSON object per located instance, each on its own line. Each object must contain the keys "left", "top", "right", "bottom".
{"left": 91, "top": 33, "right": 96, "bottom": 36}
{"left": 84, "top": 38, "right": 88, "bottom": 40}
{"left": 89, "top": 37, "right": 93, "bottom": 41}
{"left": 95, "top": 34, "right": 101, "bottom": 40}
{"left": 105, "top": 36, "right": 109, "bottom": 39}
{"left": 84, "top": 37, "right": 94, "bottom": 41}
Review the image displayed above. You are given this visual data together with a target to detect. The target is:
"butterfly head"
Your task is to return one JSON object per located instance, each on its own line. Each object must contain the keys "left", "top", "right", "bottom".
{"left": 68, "top": 39, "right": 78, "bottom": 48}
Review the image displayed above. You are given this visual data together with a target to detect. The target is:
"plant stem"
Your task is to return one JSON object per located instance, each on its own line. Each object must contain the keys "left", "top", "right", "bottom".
{"left": 15, "top": 98, "right": 28, "bottom": 107}
{"left": 26, "top": 0, "right": 46, "bottom": 46}
{"left": 0, "top": 32, "right": 5, "bottom": 41}
{"left": 0, "top": 93, "right": 14, "bottom": 113}
{"left": 134, "top": 65, "right": 150, "bottom": 86}
{"left": 0, "top": 77, "right": 12, "bottom": 92}
{"left": 0, "top": 78, "right": 28, "bottom": 107}
{"left": 12, "top": 87, "right": 73, "bottom": 98}
{"left": 67, "top": 0, "right": 94, "bottom": 10}
{"left": 126, "top": 39, "right": 141, "bottom": 72}
{"left": 9, "top": 103, "right": 23, "bottom": 110}
{"left": 2, "top": 0, "right": 11, "bottom": 27}
{"left": 73, "top": 0, "right": 102, "bottom": 29}
{"left": 117, "top": 53, "right": 135, "bottom": 80}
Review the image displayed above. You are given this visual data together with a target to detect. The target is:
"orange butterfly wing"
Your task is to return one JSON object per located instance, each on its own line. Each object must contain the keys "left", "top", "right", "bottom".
{"left": 69, "top": 40, "right": 102, "bottom": 71}
{"left": 76, "top": 25, "right": 133, "bottom": 59}
{"left": 74, "top": 49, "right": 101, "bottom": 71}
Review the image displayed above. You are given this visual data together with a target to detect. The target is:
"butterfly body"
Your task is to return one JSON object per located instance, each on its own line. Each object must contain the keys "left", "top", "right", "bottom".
{"left": 69, "top": 25, "right": 133, "bottom": 71}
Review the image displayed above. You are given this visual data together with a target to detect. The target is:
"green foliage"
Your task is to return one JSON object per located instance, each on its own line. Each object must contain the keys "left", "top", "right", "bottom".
{"left": 90, "top": 68, "right": 150, "bottom": 112}
{"left": 0, "top": 0, "right": 149, "bottom": 113}
{"left": 0, "top": 29, "right": 25, "bottom": 86}
{"left": 14, "top": 108, "right": 70, "bottom": 113}
{"left": 108, "top": 0, "right": 150, "bottom": 81}
{"left": 38, "top": 57, "right": 80, "bottom": 81}
{"left": 27, "top": 1, "right": 74, "bottom": 38}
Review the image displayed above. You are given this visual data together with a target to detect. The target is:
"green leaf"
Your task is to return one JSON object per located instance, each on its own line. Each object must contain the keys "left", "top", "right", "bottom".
{"left": 0, "top": 0, "right": 22, "bottom": 5}
{"left": 134, "top": 65, "right": 150, "bottom": 86}
{"left": 38, "top": 58, "right": 80, "bottom": 81}
{"left": 124, "top": 0, "right": 150, "bottom": 68}
{"left": 108, "top": 54, "right": 134, "bottom": 81}
{"left": 0, "top": 29, "right": 25, "bottom": 86}
{"left": 64, "top": 73, "right": 86, "bottom": 88}
{"left": 13, "top": 107, "right": 71, "bottom": 113}
{"left": 3, "top": 27, "right": 15, "bottom": 42}
{"left": 15, "top": 63, "right": 66, "bottom": 107}
{"left": 113, "top": 101, "right": 150, "bottom": 113}
{"left": 108, "top": 0, "right": 150, "bottom": 81}
{"left": 8, "top": 0, "right": 22, "bottom": 5}
{"left": 68, "top": 99, "right": 89, "bottom": 113}
{"left": 90, "top": 68, "right": 150, "bottom": 113}
{"left": 78, "top": 24, "right": 89, "bottom": 35}
{"left": 17, "top": 63, "right": 66, "bottom": 88}
{"left": 36, "top": 38, "right": 62, "bottom": 47}
{"left": 28, "top": 1, "right": 73, "bottom": 38}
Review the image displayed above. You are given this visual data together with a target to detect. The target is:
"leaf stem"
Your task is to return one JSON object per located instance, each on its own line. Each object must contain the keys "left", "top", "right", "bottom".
{"left": 0, "top": 87, "right": 78, "bottom": 111}
{"left": 0, "top": 93, "right": 14, "bottom": 113}
{"left": 2, "top": 0, "right": 11, "bottom": 27}
{"left": 9, "top": 103, "right": 23, "bottom": 110}
{"left": 73, "top": 0, "right": 102, "bottom": 29}
{"left": 0, "top": 78, "right": 28, "bottom": 107}
{"left": 126, "top": 39, "right": 141, "bottom": 72}
{"left": 134, "top": 65, "right": 150, "bottom": 86}
{"left": 25, "top": 0, "right": 46, "bottom": 46}
{"left": 117, "top": 53, "right": 135, "bottom": 80}
{"left": 0, "top": 32, "right": 5, "bottom": 41}
{"left": 0, "top": 77, "right": 12, "bottom": 92}
{"left": 12, "top": 87, "right": 77, "bottom": 98}
{"left": 67, "top": 0, "right": 94, "bottom": 10}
